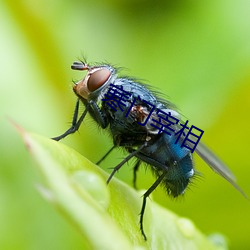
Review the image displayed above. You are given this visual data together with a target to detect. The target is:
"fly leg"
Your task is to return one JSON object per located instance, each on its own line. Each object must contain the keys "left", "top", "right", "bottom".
{"left": 96, "top": 145, "right": 116, "bottom": 165}
{"left": 88, "top": 100, "right": 107, "bottom": 129}
{"left": 140, "top": 172, "right": 167, "bottom": 240}
{"left": 52, "top": 99, "right": 89, "bottom": 141}
{"left": 100, "top": 148, "right": 141, "bottom": 188}
{"left": 107, "top": 143, "right": 146, "bottom": 184}
{"left": 133, "top": 160, "right": 141, "bottom": 189}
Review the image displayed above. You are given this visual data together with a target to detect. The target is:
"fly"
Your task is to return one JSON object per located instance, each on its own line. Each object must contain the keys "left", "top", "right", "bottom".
{"left": 52, "top": 60, "right": 247, "bottom": 240}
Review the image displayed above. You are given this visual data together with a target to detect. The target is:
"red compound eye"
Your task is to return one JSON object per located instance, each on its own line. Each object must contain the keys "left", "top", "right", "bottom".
{"left": 87, "top": 68, "right": 111, "bottom": 92}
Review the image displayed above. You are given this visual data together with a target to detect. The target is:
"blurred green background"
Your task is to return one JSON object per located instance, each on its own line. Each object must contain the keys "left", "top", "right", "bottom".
{"left": 0, "top": 0, "right": 250, "bottom": 249}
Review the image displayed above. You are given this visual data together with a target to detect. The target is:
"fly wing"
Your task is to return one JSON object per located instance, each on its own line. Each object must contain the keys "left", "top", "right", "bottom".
{"left": 195, "top": 142, "right": 248, "bottom": 198}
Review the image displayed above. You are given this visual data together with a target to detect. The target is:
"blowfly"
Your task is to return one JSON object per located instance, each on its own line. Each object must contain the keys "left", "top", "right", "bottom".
{"left": 52, "top": 60, "right": 246, "bottom": 240}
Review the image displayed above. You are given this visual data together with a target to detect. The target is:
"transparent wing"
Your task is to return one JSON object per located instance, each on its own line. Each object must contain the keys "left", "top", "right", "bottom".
{"left": 195, "top": 142, "right": 248, "bottom": 198}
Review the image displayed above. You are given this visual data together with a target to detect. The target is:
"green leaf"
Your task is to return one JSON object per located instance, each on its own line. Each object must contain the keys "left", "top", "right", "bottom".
{"left": 19, "top": 128, "right": 227, "bottom": 250}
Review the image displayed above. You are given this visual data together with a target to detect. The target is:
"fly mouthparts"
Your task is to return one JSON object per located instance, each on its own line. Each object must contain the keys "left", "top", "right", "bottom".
{"left": 71, "top": 61, "right": 89, "bottom": 71}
